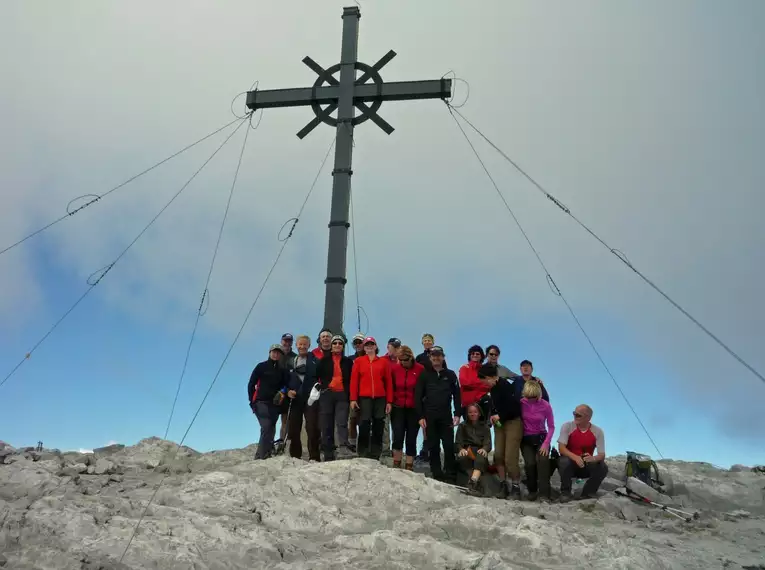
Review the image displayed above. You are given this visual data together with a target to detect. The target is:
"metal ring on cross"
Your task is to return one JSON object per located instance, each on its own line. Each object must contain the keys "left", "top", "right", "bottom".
{"left": 310, "top": 61, "right": 384, "bottom": 128}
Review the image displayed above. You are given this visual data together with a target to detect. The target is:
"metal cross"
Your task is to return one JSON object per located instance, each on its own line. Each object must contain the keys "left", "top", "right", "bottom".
{"left": 246, "top": 5, "right": 452, "bottom": 336}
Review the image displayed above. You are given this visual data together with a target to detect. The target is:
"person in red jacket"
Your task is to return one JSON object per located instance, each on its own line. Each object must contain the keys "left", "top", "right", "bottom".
{"left": 350, "top": 337, "right": 393, "bottom": 460}
{"left": 390, "top": 344, "right": 423, "bottom": 470}
{"left": 458, "top": 345, "right": 489, "bottom": 419}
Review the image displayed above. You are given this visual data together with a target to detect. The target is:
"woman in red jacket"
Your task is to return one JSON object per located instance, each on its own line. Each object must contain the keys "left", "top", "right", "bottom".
{"left": 458, "top": 345, "right": 489, "bottom": 419}
{"left": 350, "top": 337, "right": 393, "bottom": 460}
{"left": 390, "top": 345, "right": 423, "bottom": 470}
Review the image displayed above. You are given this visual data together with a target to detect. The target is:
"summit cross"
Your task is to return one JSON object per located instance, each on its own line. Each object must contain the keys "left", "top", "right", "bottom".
{"left": 246, "top": 5, "right": 452, "bottom": 336}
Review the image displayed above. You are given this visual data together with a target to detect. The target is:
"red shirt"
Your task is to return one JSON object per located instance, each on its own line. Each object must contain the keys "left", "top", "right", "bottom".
{"left": 459, "top": 361, "right": 488, "bottom": 407}
{"left": 566, "top": 427, "right": 597, "bottom": 456}
{"left": 390, "top": 361, "right": 424, "bottom": 408}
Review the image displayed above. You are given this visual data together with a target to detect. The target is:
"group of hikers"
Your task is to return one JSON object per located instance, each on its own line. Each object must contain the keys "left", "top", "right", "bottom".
{"left": 247, "top": 330, "right": 609, "bottom": 501}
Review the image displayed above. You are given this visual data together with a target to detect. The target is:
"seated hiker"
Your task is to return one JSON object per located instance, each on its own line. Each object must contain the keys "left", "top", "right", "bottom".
{"left": 247, "top": 344, "right": 290, "bottom": 460}
{"left": 455, "top": 403, "right": 492, "bottom": 495}
{"left": 520, "top": 380, "right": 555, "bottom": 501}
{"left": 350, "top": 337, "right": 393, "bottom": 460}
{"left": 286, "top": 335, "right": 321, "bottom": 461}
{"left": 415, "top": 346, "right": 461, "bottom": 483}
{"left": 316, "top": 335, "right": 354, "bottom": 461}
{"left": 458, "top": 345, "right": 488, "bottom": 418}
{"left": 390, "top": 344, "right": 423, "bottom": 470}
{"left": 557, "top": 404, "right": 608, "bottom": 502}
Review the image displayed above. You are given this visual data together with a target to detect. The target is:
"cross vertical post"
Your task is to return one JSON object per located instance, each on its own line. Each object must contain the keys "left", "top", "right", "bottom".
{"left": 245, "top": 5, "right": 452, "bottom": 338}
{"left": 324, "top": 6, "right": 360, "bottom": 336}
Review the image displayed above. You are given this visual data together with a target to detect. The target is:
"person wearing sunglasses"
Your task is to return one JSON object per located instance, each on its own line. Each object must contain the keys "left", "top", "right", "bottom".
{"left": 316, "top": 335, "right": 354, "bottom": 461}
{"left": 350, "top": 337, "right": 393, "bottom": 460}
{"left": 390, "top": 344, "right": 423, "bottom": 470}
{"left": 345, "top": 333, "right": 366, "bottom": 452}
{"left": 484, "top": 345, "right": 517, "bottom": 378}
{"left": 557, "top": 404, "right": 608, "bottom": 502}
{"left": 380, "top": 337, "right": 402, "bottom": 456}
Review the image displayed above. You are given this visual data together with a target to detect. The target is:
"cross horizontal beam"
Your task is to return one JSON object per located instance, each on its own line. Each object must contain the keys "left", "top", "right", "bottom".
{"left": 245, "top": 78, "right": 452, "bottom": 111}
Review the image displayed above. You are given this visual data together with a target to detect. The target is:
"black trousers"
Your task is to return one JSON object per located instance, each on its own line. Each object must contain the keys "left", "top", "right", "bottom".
{"left": 287, "top": 399, "right": 321, "bottom": 461}
{"left": 319, "top": 390, "right": 349, "bottom": 460}
{"left": 426, "top": 415, "right": 456, "bottom": 480}
{"left": 358, "top": 397, "right": 386, "bottom": 460}
{"left": 390, "top": 406, "right": 420, "bottom": 457}
{"left": 521, "top": 435, "right": 551, "bottom": 496}
{"left": 559, "top": 456, "right": 609, "bottom": 496}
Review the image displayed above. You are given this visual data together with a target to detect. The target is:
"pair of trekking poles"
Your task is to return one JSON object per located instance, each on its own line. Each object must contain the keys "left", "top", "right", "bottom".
{"left": 615, "top": 487, "right": 699, "bottom": 522}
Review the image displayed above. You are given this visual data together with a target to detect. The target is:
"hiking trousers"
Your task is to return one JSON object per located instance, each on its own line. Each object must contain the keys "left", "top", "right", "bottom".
{"left": 254, "top": 401, "right": 280, "bottom": 459}
{"left": 493, "top": 418, "right": 523, "bottom": 480}
{"left": 521, "top": 435, "right": 551, "bottom": 497}
{"left": 358, "top": 397, "right": 386, "bottom": 460}
{"left": 287, "top": 399, "right": 321, "bottom": 461}
{"left": 559, "top": 456, "right": 609, "bottom": 497}
{"left": 320, "top": 390, "right": 349, "bottom": 460}
{"left": 426, "top": 415, "right": 456, "bottom": 480}
{"left": 390, "top": 406, "right": 420, "bottom": 457}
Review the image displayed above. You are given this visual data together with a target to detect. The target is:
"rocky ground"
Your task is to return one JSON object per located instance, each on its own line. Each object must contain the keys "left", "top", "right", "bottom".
{"left": 1, "top": 437, "right": 764, "bottom": 569}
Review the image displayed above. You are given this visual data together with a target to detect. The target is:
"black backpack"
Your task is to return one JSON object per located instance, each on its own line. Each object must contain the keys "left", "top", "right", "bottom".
{"left": 625, "top": 451, "right": 663, "bottom": 490}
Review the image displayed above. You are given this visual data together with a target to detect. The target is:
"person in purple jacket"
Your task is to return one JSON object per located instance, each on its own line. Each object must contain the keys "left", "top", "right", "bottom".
{"left": 520, "top": 380, "right": 555, "bottom": 501}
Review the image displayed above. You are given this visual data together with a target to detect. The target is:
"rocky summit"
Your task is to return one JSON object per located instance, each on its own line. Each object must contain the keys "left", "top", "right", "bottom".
{"left": 1, "top": 438, "right": 764, "bottom": 569}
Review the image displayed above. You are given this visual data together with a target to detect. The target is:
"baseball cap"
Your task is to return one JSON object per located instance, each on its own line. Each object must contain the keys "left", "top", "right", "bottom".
{"left": 430, "top": 345, "right": 445, "bottom": 356}
{"left": 269, "top": 343, "right": 285, "bottom": 354}
{"left": 520, "top": 359, "right": 533, "bottom": 368}
{"left": 363, "top": 336, "right": 377, "bottom": 345}
{"left": 352, "top": 333, "right": 365, "bottom": 343}
{"left": 281, "top": 333, "right": 293, "bottom": 341}
{"left": 387, "top": 337, "right": 401, "bottom": 348}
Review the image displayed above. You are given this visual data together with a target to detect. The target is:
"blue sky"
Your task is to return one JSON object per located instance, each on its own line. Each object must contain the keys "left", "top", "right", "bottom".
{"left": 1, "top": 0, "right": 764, "bottom": 468}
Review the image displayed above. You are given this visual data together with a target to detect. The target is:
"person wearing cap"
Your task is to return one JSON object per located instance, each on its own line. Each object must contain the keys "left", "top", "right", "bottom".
{"left": 286, "top": 335, "right": 321, "bottom": 461}
{"left": 316, "top": 334, "right": 354, "bottom": 460}
{"left": 350, "top": 336, "right": 393, "bottom": 460}
{"left": 414, "top": 334, "right": 448, "bottom": 465}
{"left": 380, "top": 337, "right": 402, "bottom": 455}
{"left": 247, "top": 344, "right": 290, "bottom": 459}
{"left": 276, "top": 333, "right": 298, "bottom": 444}
{"left": 346, "top": 333, "right": 366, "bottom": 453}
{"left": 512, "top": 360, "right": 550, "bottom": 403}
{"left": 459, "top": 345, "right": 489, "bottom": 419}
{"left": 414, "top": 345, "right": 461, "bottom": 482}
{"left": 312, "top": 328, "right": 333, "bottom": 360}
{"left": 390, "top": 344, "right": 423, "bottom": 470}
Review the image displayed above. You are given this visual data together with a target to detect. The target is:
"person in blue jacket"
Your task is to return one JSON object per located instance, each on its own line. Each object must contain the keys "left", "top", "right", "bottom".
{"left": 248, "top": 344, "right": 289, "bottom": 460}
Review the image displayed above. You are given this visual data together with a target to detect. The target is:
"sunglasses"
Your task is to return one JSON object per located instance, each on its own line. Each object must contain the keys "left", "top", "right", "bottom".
{"left": 573, "top": 412, "right": 584, "bottom": 418}
{"left": 352, "top": 340, "right": 362, "bottom": 345}
{"left": 332, "top": 341, "right": 345, "bottom": 346}
{"left": 399, "top": 356, "right": 411, "bottom": 362}
{"left": 487, "top": 352, "right": 499, "bottom": 357}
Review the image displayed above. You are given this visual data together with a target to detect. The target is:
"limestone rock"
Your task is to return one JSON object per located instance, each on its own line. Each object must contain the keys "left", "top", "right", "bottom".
{"left": 0, "top": 437, "right": 763, "bottom": 569}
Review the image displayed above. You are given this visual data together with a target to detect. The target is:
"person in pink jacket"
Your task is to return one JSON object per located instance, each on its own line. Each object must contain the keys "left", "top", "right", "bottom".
{"left": 520, "top": 380, "right": 555, "bottom": 501}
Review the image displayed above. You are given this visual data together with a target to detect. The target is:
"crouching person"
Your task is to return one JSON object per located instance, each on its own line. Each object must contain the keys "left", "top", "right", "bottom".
{"left": 248, "top": 344, "right": 289, "bottom": 460}
{"left": 456, "top": 403, "right": 492, "bottom": 495}
{"left": 520, "top": 380, "right": 555, "bottom": 501}
{"left": 557, "top": 404, "right": 608, "bottom": 502}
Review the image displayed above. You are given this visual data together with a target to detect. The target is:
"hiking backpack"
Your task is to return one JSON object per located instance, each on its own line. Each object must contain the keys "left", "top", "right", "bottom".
{"left": 625, "top": 451, "right": 663, "bottom": 491}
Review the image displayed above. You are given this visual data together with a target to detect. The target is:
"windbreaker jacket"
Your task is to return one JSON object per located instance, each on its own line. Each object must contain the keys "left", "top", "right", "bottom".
{"left": 415, "top": 366, "right": 461, "bottom": 419}
{"left": 247, "top": 359, "right": 289, "bottom": 404}
{"left": 350, "top": 355, "right": 393, "bottom": 402}
{"left": 455, "top": 421, "right": 492, "bottom": 452}
{"left": 316, "top": 353, "right": 354, "bottom": 401}
{"left": 287, "top": 353, "right": 320, "bottom": 403}
{"left": 390, "top": 361, "right": 425, "bottom": 408}
{"left": 459, "top": 361, "right": 489, "bottom": 407}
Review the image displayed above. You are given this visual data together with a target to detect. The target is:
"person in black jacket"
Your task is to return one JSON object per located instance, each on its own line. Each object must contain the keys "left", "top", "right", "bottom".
{"left": 414, "top": 333, "right": 448, "bottom": 465}
{"left": 277, "top": 333, "right": 298, "bottom": 443}
{"left": 286, "top": 335, "right": 320, "bottom": 461}
{"left": 414, "top": 346, "right": 461, "bottom": 482}
{"left": 480, "top": 363, "right": 524, "bottom": 498}
{"left": 315, "top": 335, "right": 354, "bottom": 460}
{"left": 248, "top": 344, "right": 290, "bottom": 459}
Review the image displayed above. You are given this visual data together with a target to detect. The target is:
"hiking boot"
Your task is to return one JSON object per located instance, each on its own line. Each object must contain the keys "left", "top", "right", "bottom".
{"left": 559, "top": 490, "right": 573, "bottom": 503}
{"left": 498, "top": 480, "right": 511, "bottom": 499}
{"left": 509, "top": 483, "right": 522, "bottom": 500}
{"left": 467, "top": 478, "right": 482, "bottom": 497}
{"left": 404, "top": 462, "right": 414, "bottom": 471}
{"left": 526, "top": 491, "right": 538, "bottom": 502}
{"left": 392, "top": 459, "right": 402, "bottom": 469}
{"left": 345, "top": 443, "right": 357, "bottom": 453}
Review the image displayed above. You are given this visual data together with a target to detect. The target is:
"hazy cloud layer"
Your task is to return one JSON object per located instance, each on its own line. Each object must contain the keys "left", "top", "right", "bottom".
{"left": 2, "top": 1, "right": 764, "bottom": 442}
